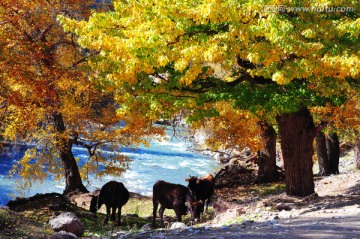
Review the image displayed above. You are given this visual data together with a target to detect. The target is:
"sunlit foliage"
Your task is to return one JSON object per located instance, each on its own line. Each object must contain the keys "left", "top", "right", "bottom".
{"left": 191, "top": 101, "right": 264, "bottom": 152}
{"left": 312, "top": 95, "right": 360, "bottom": 143}
{"left": 61, "top": 0, "right": 359, "bottom": 156}
{"left": 62, "top": 0, "right": 360, "bottom": 115}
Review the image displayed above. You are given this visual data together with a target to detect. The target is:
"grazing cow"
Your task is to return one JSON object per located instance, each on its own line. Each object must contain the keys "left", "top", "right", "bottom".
{"left": 152, "top": 180, "right": 203, "bottom": 228}
{"left": 90, "top": 181, "right": 129, "bottom": 225}
{"left": 185, "top": 174, "right": 215, "bottom": 211}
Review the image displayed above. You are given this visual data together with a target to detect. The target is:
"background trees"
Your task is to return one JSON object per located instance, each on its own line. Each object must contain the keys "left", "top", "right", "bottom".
{"left": 63, "top": 0, "right": 360, "bottom": 196}
{"left": 313, "top": 96, "right": 360, "bottom": 171}
{"left": 0, "top": 0, "right": 163, "bottom": 194}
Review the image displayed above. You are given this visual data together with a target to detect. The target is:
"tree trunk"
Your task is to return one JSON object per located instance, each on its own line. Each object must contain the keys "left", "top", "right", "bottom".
{"left": 276, "top": 108, "right": 316, "bottom": 197}
{"left": 355, "top": 141, "right": 360, "bottom": 169}
{"left": 257, "top": 122, "right": 280, "bottom": 183}
{"left": 326, "top": 133, "right": 340, "bottom": 174}
{"left": 316, "top": 131, "right": 331, "bottom": 176}
{"left": 53, "top": 113, "right": 88, "bottom": 195}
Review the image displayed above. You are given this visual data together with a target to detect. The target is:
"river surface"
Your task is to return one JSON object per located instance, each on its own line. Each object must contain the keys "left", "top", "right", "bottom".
{"left": 0, "top": 129, "right": 219, "bottom": 206}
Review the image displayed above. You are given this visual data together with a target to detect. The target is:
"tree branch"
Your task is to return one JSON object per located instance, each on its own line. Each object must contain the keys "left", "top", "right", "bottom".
{"left": 315, "top": 121, "right": 328, "bottom": 134}
{"left": 39, "top": 24, "right": 54, "bottom": 42}
{"left": 167, "top": 24, "right": 229, "bottom": 46}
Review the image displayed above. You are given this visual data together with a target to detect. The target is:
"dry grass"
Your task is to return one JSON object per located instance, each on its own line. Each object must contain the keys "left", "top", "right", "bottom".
{"left": 0, "top": 207, "right": 52, "bottom": 239}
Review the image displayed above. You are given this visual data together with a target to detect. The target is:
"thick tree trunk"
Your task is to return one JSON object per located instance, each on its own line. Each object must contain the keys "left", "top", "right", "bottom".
{"left": 53, "top": 113, "right": 88, "bottom": 195}
{"left": 59, "top": 138, "right": 89, "bottom": 195}
{"left": 316, "top": 131, "right": 331, "bottom": 176}
{"left": 355, "top": 141, "right": 360, "bottom": 169}
{"left": 276, "top": 108, "right": 316, "bottom": 197}
{"left": 326, "top": 133, "right": 340, "bottom": 174}
{"left": 257, "top": 122, "right": 280, "bottom": 183}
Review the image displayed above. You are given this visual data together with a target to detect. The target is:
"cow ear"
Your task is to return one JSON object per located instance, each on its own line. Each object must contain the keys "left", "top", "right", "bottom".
{"left": 185, "top": 178, "right": 189, "bottom": 182}
{"left": 185, "top": 202, "right": 191, "bottom": 207}
{"left": 196, "top": 179, "right": 201, "bottom": 184}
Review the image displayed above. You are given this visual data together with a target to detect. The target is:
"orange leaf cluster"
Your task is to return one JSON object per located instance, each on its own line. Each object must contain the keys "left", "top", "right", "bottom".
{"left": 191, "top": 101, "right": 264, "bottom": 153}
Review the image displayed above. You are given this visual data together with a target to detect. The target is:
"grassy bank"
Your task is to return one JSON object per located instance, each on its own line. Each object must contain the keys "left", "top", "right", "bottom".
{"left": 1, "top": 191, "right": 216, "bottom": 238}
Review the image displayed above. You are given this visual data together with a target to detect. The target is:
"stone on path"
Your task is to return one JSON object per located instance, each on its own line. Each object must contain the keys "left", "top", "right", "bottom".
{"left": 50, "top": 230, "right": 78, "bottom": 239}
{"left": 170, "top": 222, "right": 187, "bottom": 229}
{"left": 49, "top": 212, "right": 84, "bottom": 236}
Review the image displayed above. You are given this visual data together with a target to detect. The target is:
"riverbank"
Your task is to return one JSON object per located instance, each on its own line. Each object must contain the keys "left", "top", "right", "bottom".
{"left": 0, "top": 130, "right": 220, "bottom": 205}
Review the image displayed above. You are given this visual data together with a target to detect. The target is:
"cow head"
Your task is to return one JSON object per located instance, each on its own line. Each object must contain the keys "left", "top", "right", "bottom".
{"left": 89, "top": 195, "right": 99, "bottom": 217}
{"left": 185, "top": 200, "right": 203, "bottom": 222}
{"left": 185, "top": 175, "right": 199, "bottom": 188}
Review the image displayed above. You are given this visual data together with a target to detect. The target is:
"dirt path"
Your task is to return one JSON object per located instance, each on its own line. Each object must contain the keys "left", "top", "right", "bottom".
{"left": 113, "top": 179, "right": 360, "bottom": 239}
{"left": 120, "top": 216, "right": 360, "bottom": 238}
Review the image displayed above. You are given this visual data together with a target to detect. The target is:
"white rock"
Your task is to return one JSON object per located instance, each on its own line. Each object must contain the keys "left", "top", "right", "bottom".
{"left": 141, "top": 223, "right": 152, "bottom": 230}
{"left": 170, "top": 222, "right": 187, "bottom": 229}
{"left": 49, "top": 212, "right": 84, "bottom": 236}
{"left": 50, "top": 231, "right": 77, "bottom": 239}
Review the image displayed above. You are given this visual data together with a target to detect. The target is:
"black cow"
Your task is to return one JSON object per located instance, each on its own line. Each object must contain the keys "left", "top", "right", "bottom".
{"left": 185, "top": 174, "right": 215, "bottom": 211}
{"left": 152, "top": 180, "right": 203, "bottom": 228}
{"left": 90, "top": 181, "right": 129, "bottom": 225}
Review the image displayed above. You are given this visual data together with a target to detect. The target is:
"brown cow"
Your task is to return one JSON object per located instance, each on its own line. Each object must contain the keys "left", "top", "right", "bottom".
{"left": 90, "top": 181, "right": 129, "bottom": 225}
{"left": 152, "top": 180, "right": 203, "bottom": 228}
{"left": 185, "top": 174, "right": 215, "bottom": 211}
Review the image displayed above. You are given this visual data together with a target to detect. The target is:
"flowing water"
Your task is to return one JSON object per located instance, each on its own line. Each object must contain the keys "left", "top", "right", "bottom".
{"left": 0, "top": 129, "right": 219, "bottom": 206}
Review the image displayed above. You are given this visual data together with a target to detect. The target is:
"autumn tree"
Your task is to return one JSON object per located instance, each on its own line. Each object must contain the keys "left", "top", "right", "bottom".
{"left": 0, "top": 0, "right": 163, "bottom": 195}
{"left": 191, "top": 102, "right": 263, "bottom": 152}
{"left": 190, "top": 101, "right": 282, "bottom": 182}
{"left": 63, "top": 0, "right": 360, "bottom": 196}
{"left": 313, "top": 95, "right": 360, "bottom": 171}
{"left": 338, "top": 99, "right": 360, "bottom": 169}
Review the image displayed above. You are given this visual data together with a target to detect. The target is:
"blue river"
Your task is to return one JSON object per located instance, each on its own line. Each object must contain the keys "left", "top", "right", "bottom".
{"left": 0, "top": 130, "right": 219, "bottom": 206}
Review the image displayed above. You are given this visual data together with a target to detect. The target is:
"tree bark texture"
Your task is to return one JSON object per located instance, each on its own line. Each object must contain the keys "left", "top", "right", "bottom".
{"left": 316, "top": 131, "right": 331, "bottom": 176}
{"left": 53, "top": 113, "right": 88, "bottom": 195}
{"left": 257, "top": 122, "right": 280, "bottom": 183}
{"left": 355, "top": 141, "right": 360, "bottom": 170}
{"left": 326, "top": 133, "right": 340, "bottom": 174}
{"left": 276, "top": 108, "right": 316, "bottom": 197}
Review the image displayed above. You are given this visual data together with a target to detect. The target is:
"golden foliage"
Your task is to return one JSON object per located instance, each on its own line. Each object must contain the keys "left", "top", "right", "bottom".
{"left": 61, "top": 0, "right": 360, "bottom": 89}
{"left": 61, "top": 0, "right": 360, "bottom": 140}
{"left": 191, "top": 101, "right": 264, "bottom": 152}
{"left": 311, "top": 94, "right": 360, "bottom": 142}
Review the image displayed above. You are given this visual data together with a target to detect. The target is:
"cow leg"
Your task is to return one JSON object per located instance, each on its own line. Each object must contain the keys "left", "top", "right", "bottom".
{"left": 117, "top": 207, "right": 122, "bottom": 225}
{"left": 111, "top": 206, "right": 116, "bottom": 221}
{"left": 152, "top": 200, "right": 158, "bottom": 227}
{"left": 206, "top": 199, "right": 210, "bottom": 211}
{"left": 174, "top": 208, "right": 182, "bottom": 222}
{"left": 105, "top": 206, "right": 110, "bottom": 224}
{"left": 159, "top": 206, "right": 166, "bottom": 228}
